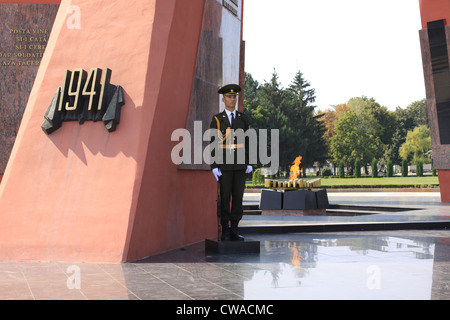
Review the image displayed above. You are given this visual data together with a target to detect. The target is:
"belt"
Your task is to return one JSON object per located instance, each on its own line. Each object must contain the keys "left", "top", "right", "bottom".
{"left": 220, "top": 143, "right": 244, "bottom": 150}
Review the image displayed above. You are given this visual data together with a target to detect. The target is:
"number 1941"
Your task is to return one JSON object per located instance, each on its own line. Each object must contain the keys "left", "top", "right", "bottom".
{"left": 58, "top": 68, "right": 111, "bottom": 114}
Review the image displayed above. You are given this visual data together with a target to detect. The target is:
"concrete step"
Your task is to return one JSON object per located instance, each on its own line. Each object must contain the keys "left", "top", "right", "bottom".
{"left": 243, "top": 203, "right": 422, "bottom": 216}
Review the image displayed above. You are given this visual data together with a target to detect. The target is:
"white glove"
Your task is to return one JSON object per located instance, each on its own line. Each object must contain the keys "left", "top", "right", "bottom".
{"left": 246, "top": 165, "right": 253, "bottom": 174}
{"left": 212, "top": 168, "right": 222, "bottom": 181}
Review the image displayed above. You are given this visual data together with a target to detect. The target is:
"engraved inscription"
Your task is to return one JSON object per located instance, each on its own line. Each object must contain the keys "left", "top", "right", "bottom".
{"left": 0, "top": 28, "right": 49, "bottom": 67}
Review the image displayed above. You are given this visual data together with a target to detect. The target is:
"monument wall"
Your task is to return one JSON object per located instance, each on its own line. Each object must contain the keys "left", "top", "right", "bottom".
{"left": 0, "top": 0, "right": 244, "bottom": 262}
{"left": 419, "top": 0, "right": 450, "bottom": 202}
{"left": 181, "top": 0, "right": 244, "bottom": 170}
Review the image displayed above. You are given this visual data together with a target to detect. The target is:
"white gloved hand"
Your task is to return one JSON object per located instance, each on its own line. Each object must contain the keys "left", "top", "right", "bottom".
{"left": 212, "top": 168, "right": 222, "bottom": 181}
{"left": 245, "top": 165, "right": 253, "bottom": 174}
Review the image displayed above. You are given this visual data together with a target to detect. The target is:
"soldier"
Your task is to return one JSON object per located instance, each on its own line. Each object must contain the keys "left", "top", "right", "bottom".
{"left": 210, "top": 84, "right": 253, "bottom": 241}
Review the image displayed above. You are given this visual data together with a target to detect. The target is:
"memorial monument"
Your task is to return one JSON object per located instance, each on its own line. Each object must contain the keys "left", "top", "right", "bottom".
{"left": 419, "top": 0, "right": 450, "bottom": 202}
{"left": 0, "top": 0, "right": 245, "bottom": 262}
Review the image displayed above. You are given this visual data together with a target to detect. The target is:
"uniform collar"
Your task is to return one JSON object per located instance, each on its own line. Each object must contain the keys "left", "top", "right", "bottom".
{"left": 224, "top": 109, "right": 236, "bottom": 117}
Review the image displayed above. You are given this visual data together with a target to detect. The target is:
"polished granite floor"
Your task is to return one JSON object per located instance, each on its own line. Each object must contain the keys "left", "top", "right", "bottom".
{"left": 242, "top": 191, "right": 450, "bottom": 230}
{"left": 0, "top": 192, "right": 449, "bottom": 300}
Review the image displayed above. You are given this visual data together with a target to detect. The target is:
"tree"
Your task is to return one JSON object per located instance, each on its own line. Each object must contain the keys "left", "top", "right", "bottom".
{"left": 399, "top": 125, "right": 432, "bottom": 163}
{"left": 330, "top": 96, "right": 397, "bottom": 174}
{"left": 383, "top": 107, "right": 410, "bottom": 166}
{"left": 288, "top": 71, "right": 316, "bottom": 113}
{"left": 243, "top": 72, "right": 260, "bottom": 126}
{"left": 407, "top": 99, "right": 428, "bottom": 127}
{"left": 330, "top": 109, "right": 382, "bottom": 173}
{"left": 386, "top": 99, "right": 429, "bottom": 165}
{"left": 347, "top": 96, "right": 396, "bottom": 156}
{"left": 382, "top": 128, "right": 405, "bottom": 166}
{"left": 257, "top": 70, "right": 294, "bottom": 171}
{"left": 285, "top": 71, "right": 327, "bottom": 171}
{"left": 244, "top": 71, "right": 285, "bottom": 169}
{"left": 317, "top": 104, "right": 350, "bottom": 173}
{"left": 244, "top": 70, "right": 327, "bottom": 173}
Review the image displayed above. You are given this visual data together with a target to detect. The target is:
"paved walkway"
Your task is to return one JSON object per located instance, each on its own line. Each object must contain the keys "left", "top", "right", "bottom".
{"left": 0, "top": 192, "right": 449, "bottom": 300}
{"left": 242, "top": 191, "right": 450, "bottom": 230}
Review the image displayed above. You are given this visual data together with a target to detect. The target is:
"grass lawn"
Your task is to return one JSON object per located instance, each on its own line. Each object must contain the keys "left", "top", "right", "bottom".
{"left": 247, "top": 175, "right": 440, "bottom": 189}
{"left": 318, "top": 176, "right": 439, "bottom": 188}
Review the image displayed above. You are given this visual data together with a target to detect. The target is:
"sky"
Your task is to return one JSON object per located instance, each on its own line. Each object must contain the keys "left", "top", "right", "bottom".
{"left": 242, "top": 0, "right": 426, "bottom": 111}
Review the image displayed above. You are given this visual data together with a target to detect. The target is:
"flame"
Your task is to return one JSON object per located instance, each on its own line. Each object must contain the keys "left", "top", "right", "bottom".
{"left": 290, "top": 247, "right": 303, "bottom": 270}
{"left": 289, "top": 156, "right": 302, "bottom": 181}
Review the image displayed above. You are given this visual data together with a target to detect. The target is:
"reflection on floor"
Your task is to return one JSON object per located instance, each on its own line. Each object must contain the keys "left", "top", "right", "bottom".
{"left": 0, "top": 192, "right": 449, "bottom": 300}
{"left": 0, "top": 230, "right": 448, "bottom": 300}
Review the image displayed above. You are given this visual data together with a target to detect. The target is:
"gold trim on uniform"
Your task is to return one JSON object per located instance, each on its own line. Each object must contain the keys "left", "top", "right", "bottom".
{"left": 219, "top": 143, "right": 244, "bottom": 150}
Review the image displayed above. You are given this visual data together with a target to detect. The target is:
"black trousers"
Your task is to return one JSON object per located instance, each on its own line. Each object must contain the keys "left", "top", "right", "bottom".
{"left": 219, "top": 169, "right": 246, "bottom": 226}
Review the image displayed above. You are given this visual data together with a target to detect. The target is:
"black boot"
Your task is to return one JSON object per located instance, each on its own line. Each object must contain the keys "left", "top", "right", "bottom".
{"left": 230, "top": 222, "right": 244, "bottom": 241}
{"left": 221, "top": 225, "right": 230, "bottom": 241}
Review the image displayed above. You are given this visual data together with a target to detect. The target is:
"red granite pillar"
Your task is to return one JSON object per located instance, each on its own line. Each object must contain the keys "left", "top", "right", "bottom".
{"left": 419, "top": 0, "right": 450, "bottom": 202}
{"left": 0, "top": 1, "right": 59, "bottom": 180}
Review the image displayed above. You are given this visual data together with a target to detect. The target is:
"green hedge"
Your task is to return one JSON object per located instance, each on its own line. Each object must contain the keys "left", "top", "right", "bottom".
{"left": 402, "top": 159, "right": 408, "bottom": 177}
{"left": 372, "top": 158, "right": 378, "bottom": 178}
{"left": 355, "top": 158, "right": 361, "bottom": 178}
{"left": 387, "top": 160, "right": 393, "bottom": 177}
{"left": 252, "top": 168, "right": 265, "bottom": 185}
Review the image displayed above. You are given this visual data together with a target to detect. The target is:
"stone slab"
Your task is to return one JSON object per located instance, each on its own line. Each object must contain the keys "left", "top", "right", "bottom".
{"left": 0, "top": 3, "right": 59, "bottom": 173}
{"left": 205, "top": 239, "right": 260, "bottom": 254}
{"left": 262, "top": 208, "right": 327, "bottom": 216}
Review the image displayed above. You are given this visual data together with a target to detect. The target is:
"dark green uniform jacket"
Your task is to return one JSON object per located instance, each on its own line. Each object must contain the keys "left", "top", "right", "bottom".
{"left": 209, "top": 110, "right": 250, "bottom": 171}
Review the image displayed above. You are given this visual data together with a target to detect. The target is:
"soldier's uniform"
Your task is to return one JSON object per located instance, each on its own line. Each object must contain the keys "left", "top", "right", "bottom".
{"left": 210, "top": 84, "right": 250, "bottom": 241}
